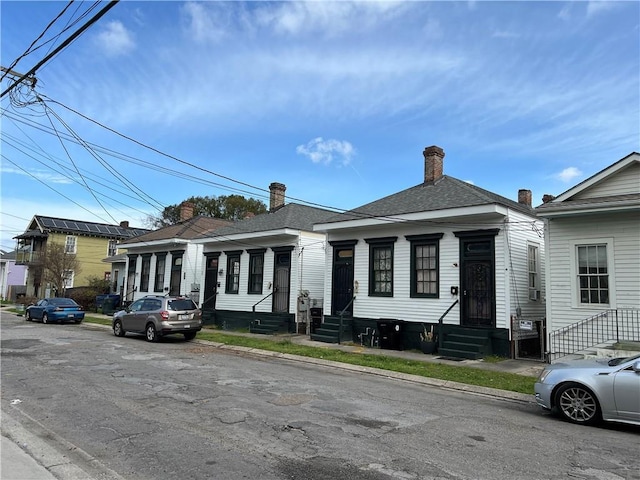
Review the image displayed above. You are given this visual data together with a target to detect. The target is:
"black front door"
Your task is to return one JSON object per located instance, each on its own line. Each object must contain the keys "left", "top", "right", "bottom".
{"left": 272, "top": 251, "right": 291, "bottom": 313}
{"left": 459, "top": 237, "right": 496, "bottom": 327}
{"left": 331, "top": 246, "right": 354, "bottom": 316}
{"left": 203, "top": 255, "right": 219, "bottom": 310}
{"left": 169, "top": 253, "right": 183, "bottom": 296}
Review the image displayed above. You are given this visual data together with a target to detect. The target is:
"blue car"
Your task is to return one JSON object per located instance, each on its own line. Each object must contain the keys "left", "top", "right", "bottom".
{"left": 25, "top": 298, "right": 85, "bottom": 324}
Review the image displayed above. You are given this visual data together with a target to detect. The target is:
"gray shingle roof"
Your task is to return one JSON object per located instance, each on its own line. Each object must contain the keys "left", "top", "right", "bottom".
{"left": 120, "top": 216, "right": 233, "bottom": 244}
{"left": 321, "top": 176, "right": 533, "bottom": 223}
{"left": 198, "top": 204, "right": 337, "bottom": 239}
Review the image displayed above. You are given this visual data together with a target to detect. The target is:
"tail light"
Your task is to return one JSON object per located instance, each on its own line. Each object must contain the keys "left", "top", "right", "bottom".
{"left": 160, "top": 310, "right": 170, "bottom": 320}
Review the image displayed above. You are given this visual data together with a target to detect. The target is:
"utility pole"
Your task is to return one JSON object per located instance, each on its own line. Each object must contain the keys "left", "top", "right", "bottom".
{"left": 0, "top": 66, "right": 36, "bottom": 88}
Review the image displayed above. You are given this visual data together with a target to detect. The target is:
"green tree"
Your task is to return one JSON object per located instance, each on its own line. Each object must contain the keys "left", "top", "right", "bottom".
{"left": 146, "top": 195, "right": 268, "bottom": 228}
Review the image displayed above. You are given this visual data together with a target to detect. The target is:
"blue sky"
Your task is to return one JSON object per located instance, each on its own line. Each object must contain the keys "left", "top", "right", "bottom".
{"left": 1, "top": 1, "right": 638, "bottom": 252}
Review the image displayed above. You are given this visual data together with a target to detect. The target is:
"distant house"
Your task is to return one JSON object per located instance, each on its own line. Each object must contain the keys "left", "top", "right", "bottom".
{"left": 313, "top": 146, "right": 546, "bottom": 359}
{"left": 14, "top": 216, "right": 149, "bottom": 297}
{"left": 193, "top": 183, "right": 336, "bottom": 333}
{"left": 0, "top": 250, "right": 28, "bottom": 300}
{"left": 118, "top": 202, "right": 232, "bottom": 304}
{"left": 537, "top": 152, "right": 640, "bottom": 358}
{"left": 101, "top": 253, "right": 127, "bottom": 298}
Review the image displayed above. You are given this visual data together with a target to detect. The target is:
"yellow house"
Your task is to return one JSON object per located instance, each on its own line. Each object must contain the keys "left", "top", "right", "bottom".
{"left": 14, "top": 216, "right": 149, "bottom": 297}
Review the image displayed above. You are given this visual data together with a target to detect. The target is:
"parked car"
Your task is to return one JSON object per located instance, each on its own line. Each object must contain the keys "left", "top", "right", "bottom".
{"left": 25, "top": 298, "right": 85, "bottom": 324}
{"left": 535, "top": 353, "right": 640, "bottom": 426}
{"left": 112, "top": 295, "right": 202, "bottom": 342}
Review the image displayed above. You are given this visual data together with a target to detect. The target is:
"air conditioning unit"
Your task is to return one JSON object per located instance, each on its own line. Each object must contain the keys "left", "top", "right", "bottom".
{"left": 529, "top": 289, "right": 540, "bottom": 301}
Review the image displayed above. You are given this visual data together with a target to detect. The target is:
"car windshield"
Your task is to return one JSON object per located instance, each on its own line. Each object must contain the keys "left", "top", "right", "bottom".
{"left": 49, "top": 298, "right": 78, "bottom": 307}
{"left": 607, "top": 353, "right": 640, "bottom": 366}
{"left": 167, "top": 299, "right": 197, "bottom": 311}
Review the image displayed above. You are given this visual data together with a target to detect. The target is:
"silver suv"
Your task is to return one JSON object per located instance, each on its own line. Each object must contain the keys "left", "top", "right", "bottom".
{"left": 112, "top": 295, "right": 202, "bottom": 342}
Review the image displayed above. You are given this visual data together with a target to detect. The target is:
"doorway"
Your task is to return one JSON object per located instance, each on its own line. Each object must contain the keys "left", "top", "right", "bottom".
{"left": 272, "top": 249, "right": 291, "bottom": 313}
{"left": 331, "top": 243, "right": 355, "bottom": 316}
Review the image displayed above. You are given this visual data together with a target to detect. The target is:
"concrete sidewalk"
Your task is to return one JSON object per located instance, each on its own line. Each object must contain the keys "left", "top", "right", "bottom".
{"left": 1, "top": 435, "right": 57, "bottom": 480}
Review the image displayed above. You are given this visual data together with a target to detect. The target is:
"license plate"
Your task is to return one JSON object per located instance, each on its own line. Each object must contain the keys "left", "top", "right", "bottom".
{"left": 184, "top": 325, "right": 190, "bottom": 328}
{"left": 68, "top": 314, "right": 74, "bottom": 318}
{"left": 179, "top": 314, "right": 192, "bottom": 320}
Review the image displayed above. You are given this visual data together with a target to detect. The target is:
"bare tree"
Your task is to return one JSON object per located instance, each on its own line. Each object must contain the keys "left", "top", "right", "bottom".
{"left": 41, "top": 242, "right": 81, "bottom": 296}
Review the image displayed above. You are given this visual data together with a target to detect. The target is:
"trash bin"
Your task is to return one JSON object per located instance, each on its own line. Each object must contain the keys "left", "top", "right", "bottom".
{"left": 310, "top": 307, "right": 322, "bottom": 334}
{"left": 377, "top": 319, "right": 404, "bottom": 350}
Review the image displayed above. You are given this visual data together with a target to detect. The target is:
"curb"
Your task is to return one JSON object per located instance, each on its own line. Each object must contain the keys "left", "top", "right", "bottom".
{"left": 82, "top": 320, "right": 535, "bottom": 404}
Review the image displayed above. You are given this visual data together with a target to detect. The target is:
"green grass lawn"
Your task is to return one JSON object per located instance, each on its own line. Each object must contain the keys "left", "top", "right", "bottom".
{"left": 71, "top": 316, "right": 538, "bottom": 395}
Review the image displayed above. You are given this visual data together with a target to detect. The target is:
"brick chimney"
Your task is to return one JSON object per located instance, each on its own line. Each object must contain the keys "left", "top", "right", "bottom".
{"left": 518, "top": 189, "right": 532, "bottom": 207}
{"left": 542, "top": 194, "right": 556, "bottom": 204}
{"left": 180, "top": 201, "right": 194, "bottom": 221}
{"left": 269, "top": 182, "right": 286, "bottom": 212}
{"left": 119, "top": 221, "right": 129, "bottom": 228}
{"left": 423, "top": 145, "right": 445, "bottom": 183}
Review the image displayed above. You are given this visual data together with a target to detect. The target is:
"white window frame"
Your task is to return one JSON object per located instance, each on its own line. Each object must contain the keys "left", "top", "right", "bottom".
{"left": 569, "top": 238, "right": 616, "bottom": 309}
{"left": 107, "top": 239, "right": 117, "bottom": 257}
{"left": 65, "top": 235, "right": 77, "bottom": 254}
{"left": 63, "top": 270, "right": 75, "bottom": 289}
{"left": 527, "top": 242, "right": 540, "bottom": 301}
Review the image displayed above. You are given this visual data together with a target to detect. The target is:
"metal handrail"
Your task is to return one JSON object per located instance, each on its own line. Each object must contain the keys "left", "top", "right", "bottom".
{"left": 252, "top": 291, "right": 274, "bottom": 313}
{"left": 548, "top": 308, "right": 640, "bottom": 361}
{"left": 437, "top": 299, "right": 459, "bottom": 351}
{"left": 337, "top": 296, "right": 356, "bottom": 345}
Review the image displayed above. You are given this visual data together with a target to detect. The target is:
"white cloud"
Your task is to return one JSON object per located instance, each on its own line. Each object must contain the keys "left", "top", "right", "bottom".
{"left": 586, "top": 1, "right": 618, "bottom": 18}
{"left": 557, "top": 5, "right": 572, "bottom": 21}
{"left": 555, "top": 167, "right": 583, "bottom": 182}
{"left": 296, "top": 138, "right": 355, "bottom": 166}
{"left": 1, "top": 166, "right": 73, "bottom": 184}
{"left": 94, "top": 20, "right": 135, "bottom": 57}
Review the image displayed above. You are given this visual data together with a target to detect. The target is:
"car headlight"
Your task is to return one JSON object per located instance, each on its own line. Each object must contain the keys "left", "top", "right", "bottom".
{"left": 537, "top": 369, "right": 551, "bottom": 383}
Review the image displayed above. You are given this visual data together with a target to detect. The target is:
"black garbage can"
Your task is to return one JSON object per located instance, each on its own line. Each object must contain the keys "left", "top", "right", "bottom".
{"left": 377, "top": 319, "right": 404, "bottom": 350}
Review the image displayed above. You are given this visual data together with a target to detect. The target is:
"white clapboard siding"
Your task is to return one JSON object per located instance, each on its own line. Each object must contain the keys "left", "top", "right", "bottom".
{"left": 573, "top": 161, "right": 640, "bottom": 199}
{"left": 545, "top": 211, "right": 640, "bottom": 332}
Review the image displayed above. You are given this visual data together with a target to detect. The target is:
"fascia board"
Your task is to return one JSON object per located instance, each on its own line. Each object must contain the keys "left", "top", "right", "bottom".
{"left": 314, "top": 204, "right": 508, "bottom": 232}
{"left": 536, "top": 201, "right": 639, "bottom": 218}
{"left": 194, "top": 228, "right": 300, "bottom": 245}
{"left": 120, "top": 238, "right": 190, "bottom": 248}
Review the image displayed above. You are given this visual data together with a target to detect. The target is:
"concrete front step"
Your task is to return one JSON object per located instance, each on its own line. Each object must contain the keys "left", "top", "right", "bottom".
{"left": 438, "top": 348, "right": 483, "bottom": 360}
{"left": 310, "top": 333, "right": 340, "bottom": 344}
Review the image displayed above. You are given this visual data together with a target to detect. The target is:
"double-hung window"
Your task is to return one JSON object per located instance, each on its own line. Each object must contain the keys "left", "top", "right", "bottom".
{"left": 225, "top": 251, "right": 242, "bottom": 294}
{"left": 65, "top": 235, "right": 77, "bottom": 254}
{"left": 365, "top": 237, "right": 396, "bottom": 296}
{"left": 140, "top": 255, "right": 151, "bottom": 292}
{"left": 247, "top": 249, "right": 265, "bottom": 294}
{"left": 577, "top": 243, "right": 609, "bottom": 305}
{"left": 528, "top": 244, "right": 540, "bottom": 301}
{"left": 407, "top": 233, "right": 443, "bottom": 298}
{"left": 154, "top": 254, "right": 166, "bottom": 292}
{"left": 107, "top": 239, "right": 117, "bottom": 257}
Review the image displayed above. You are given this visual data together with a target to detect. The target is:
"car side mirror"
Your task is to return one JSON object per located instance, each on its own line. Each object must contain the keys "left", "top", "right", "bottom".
{"left": 633, "top": 361, "right": 640, "bottom": 373}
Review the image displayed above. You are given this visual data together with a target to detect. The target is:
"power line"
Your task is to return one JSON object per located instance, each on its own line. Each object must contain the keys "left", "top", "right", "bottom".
{"left": 1, "top": 1, "right": 119, "bottom": 99}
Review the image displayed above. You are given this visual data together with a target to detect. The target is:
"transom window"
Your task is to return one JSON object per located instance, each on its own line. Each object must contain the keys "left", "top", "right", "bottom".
{"left": 577, "top": 244, "right": 609, "bottom": 304}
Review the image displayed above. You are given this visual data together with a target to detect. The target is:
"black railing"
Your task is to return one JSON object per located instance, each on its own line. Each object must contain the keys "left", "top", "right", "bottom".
{"left": 548, "top": 309, "right": 640, "bottom": 361}
{"left": 252, "top": 292, "right": 274, "bottom": 327}
{"left": 337, "top": 296, "right": 356, "bottom": 345}
{"left": 437, "top": 299, "right": 459, "bottom": 351}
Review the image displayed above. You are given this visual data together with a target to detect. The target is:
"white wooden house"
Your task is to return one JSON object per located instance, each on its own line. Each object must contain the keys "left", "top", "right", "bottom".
{"left": 536, "top": 152, "right": 640, "bottom": 359}
{"left": 193, "top": 183, "right": 336, "bottom": 333}
{"left": 118, "top": 203, "right": 232, "bottom": 304}
{"left": 313, "top": 146, "right": 546, "bottom": 359}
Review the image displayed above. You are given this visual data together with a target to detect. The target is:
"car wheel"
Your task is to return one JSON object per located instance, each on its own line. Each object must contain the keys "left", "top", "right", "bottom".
{"left": 145, "top": 323, "right": 159, "bottom": 342}
{"left": 184, "top": 332, "right": 197, "bottom": 341}
{"left": 113, "top": 319, "right": 125, "bottom": 337}
{"left": 42, "top": 313, "right": 49, "bottom": 324}
{"left": 555, "top": 382, "right": 601, "bottom": 425}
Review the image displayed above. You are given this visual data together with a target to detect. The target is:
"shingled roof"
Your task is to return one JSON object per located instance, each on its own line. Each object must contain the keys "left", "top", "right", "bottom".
{"left": 321, "top": 175, "right": 534, "bottom": 224}
{"left": 120, "top": 216, "right": 233, "bottom": 244}
{"left": 197, "top": 203, "right": 337, "bottom": 240}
